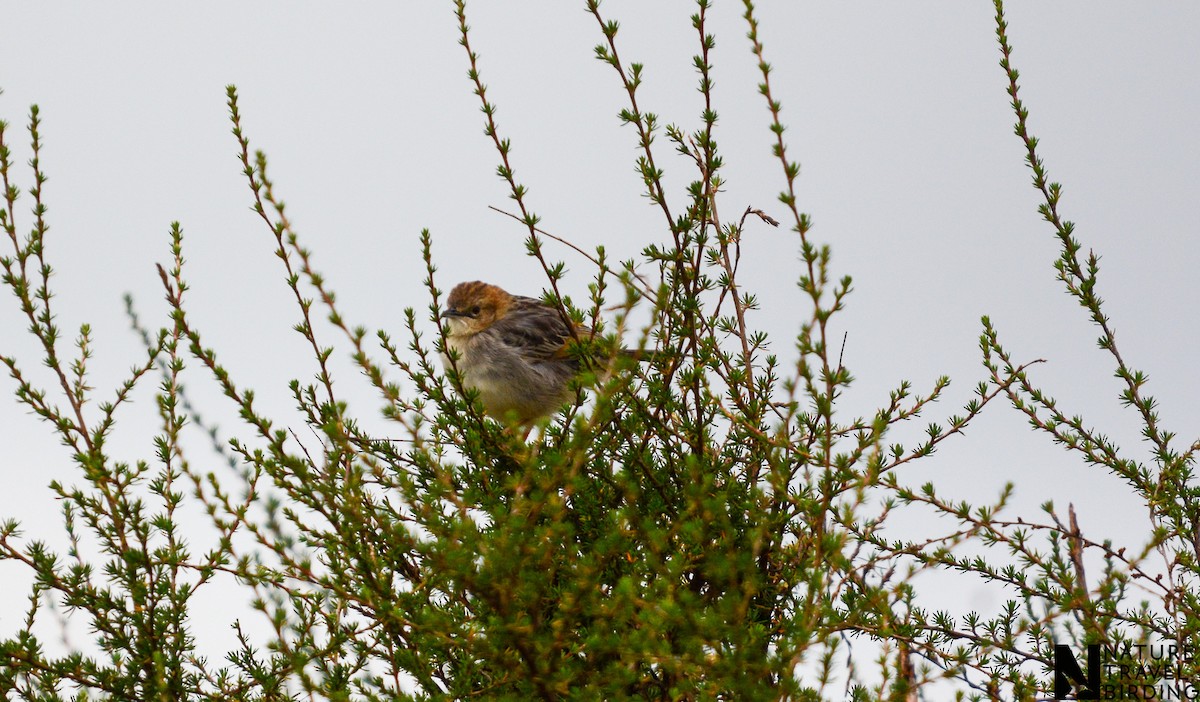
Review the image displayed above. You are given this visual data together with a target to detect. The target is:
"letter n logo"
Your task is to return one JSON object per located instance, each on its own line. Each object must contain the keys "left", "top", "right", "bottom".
{"left": 1054, "top": 644, "right": 1100, "bottom": 699}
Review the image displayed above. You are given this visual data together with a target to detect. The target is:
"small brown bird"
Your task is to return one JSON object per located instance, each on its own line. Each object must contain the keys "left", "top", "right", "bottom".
{"left": 440, "top": 281, "right": 642, "bottom": 425}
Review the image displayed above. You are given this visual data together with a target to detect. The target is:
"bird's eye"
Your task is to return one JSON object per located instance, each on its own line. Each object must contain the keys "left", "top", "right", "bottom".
{"left": 470, "top": 305, "right": 481, "bottom": 316}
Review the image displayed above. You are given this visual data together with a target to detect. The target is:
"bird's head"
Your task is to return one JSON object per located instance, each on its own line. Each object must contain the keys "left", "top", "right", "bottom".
{"left": 441, "top": 281, "right": 513, "bottom": 336}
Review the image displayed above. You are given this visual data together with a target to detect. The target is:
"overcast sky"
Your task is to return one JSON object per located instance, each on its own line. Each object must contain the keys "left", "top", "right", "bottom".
{"left": 1, "top": 1, "right": 1196, "bottom": 682}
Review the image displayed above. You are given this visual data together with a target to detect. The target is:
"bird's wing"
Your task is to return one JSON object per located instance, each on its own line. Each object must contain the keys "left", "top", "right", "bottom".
{"left": 491, "top": 296, "right": 580, "bottom": 362}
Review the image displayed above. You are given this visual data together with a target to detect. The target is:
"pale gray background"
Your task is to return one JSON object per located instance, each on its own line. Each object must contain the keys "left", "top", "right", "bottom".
{"left": 0, "top": 1, "right": 1196, "bottom": 686}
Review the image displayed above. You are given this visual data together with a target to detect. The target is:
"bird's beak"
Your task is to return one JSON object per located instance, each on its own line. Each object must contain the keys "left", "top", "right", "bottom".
{"left": 441, "top": 309, "right": 466, "bottom": 319}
